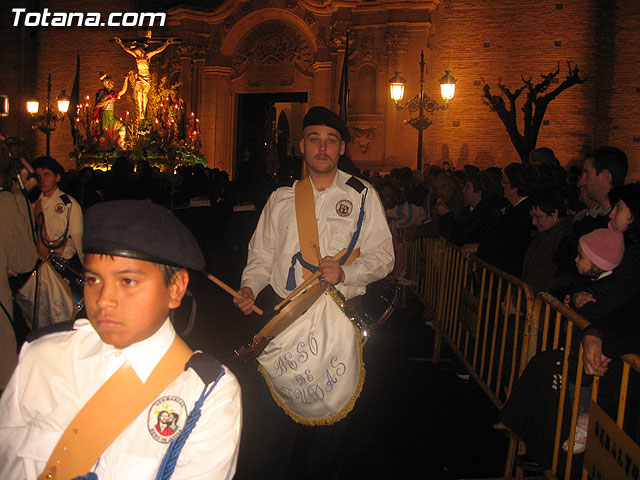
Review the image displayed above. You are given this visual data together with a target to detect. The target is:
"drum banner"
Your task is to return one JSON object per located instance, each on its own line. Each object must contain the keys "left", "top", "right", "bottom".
{"left": 15, "top": 259, "right": 77, "bottom": 329}
{"left": 257, "top": 287, "right": 365, "bottom": 426}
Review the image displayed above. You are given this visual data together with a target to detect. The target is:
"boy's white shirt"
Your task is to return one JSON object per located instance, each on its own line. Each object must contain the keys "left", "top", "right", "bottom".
{"left": 0, "top": 318, "right": 242, "bottom": 480}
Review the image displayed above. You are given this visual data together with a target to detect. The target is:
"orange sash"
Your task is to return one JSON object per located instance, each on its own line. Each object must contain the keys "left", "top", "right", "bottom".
{"left": 38, "top": 336, "right": 193, "bottom": 480}
{"left": 294, "top": 176, "right": 360, "bottom": 281}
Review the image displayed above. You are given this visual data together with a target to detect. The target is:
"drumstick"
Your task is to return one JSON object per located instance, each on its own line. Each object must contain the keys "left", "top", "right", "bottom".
{"left": 205, "top": 273, "right": 264, "bottom": 316}
{"left": 313, "top": 243, "right": 322, "bottom": 264}
{"left": 274, "top": 248, "right": 348, "bottom": 311}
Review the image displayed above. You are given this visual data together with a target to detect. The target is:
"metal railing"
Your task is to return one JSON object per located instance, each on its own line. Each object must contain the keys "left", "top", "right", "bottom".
{"left": 402, "top": 235, "right": 640, "bottom": 480}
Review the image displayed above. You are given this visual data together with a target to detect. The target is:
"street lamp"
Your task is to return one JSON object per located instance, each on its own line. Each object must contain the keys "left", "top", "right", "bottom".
{"left": 27, "top": 74, "right": 70, "bottom": 158}
{"left": 389, "top": 51, "right": 456, "bottom": 170}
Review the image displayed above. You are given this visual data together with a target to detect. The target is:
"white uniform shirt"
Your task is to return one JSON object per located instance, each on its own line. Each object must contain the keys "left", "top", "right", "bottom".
{"left": 0, "top": 318, "right": 242, "bottom": 480}
{"left": 37, "top": 188, "right": 84, "bottom": 262}
{"left": 241, "top": 170, "right": 394, "bottom": 300}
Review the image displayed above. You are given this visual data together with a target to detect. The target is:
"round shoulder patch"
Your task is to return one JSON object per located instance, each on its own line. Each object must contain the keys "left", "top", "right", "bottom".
{"left": 55, "top": 203, "right": 66, "bottom": 214}
{"left": 147, "top": 395, "right": 188, "bottom": 444}
{"left": 335, "top": 199, "right": 353, "bottom": 217}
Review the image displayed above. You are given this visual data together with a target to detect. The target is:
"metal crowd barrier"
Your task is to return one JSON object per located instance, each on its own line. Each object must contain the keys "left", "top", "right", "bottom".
{"left": 402, "top": 236, "right": 640, "bottom": 480}
{"left": 526, "top": 293, "right": 640, "bottom": 480}
{"left": 430, "top": 241, "right": 535, "bottom": 409}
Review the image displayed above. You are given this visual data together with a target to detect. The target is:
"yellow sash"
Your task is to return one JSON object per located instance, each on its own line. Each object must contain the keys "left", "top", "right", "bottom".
{"left": 294, "top": 176, "right": 360, "bottom": 281}
{"left": 39, "top": 336, "right": 193, "bottom": 480}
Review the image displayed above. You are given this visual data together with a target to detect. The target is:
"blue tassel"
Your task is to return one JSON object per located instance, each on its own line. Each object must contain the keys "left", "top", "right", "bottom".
{"left": 155, "top": 370, "right": 225, "bottom": 480}
{"left": 286, "top": 188, "right": 367, "bottom": 291}
{"left": 286, "top": 253, "right": 301, "bottom": 290}
{"left": 73, "top": 473, "right": 98, "bottom": 480}
{"left": 341, "top": 189, "right": 368, "bottom": 265}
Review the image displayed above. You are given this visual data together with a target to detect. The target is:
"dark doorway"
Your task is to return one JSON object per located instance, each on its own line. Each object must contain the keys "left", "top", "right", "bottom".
{"left": 235, "top": 92, "right": 307, "bottom": 183}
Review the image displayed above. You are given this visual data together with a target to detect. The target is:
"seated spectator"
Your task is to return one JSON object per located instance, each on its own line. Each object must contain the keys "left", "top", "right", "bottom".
{"left": 439, "top": 172, "right": 502, "bottom": 247}
{"left": 521, "top": 187, "right": 573, "bottom": 294}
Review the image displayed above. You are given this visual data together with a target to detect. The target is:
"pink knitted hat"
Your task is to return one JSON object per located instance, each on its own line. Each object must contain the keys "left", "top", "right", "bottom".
{"left": 579, "top": 221, "right": 625, "bottom": 272}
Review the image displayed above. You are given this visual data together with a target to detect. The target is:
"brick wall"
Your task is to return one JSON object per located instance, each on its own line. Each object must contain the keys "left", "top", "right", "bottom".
{"left": 1, "top": 0, "right": 153, "bottom": 170}
{"left": 2, "top": 0, "right": 639, "bottom": 178}
{"left": 426, "top": 0, "right": 640, "bottom": 180}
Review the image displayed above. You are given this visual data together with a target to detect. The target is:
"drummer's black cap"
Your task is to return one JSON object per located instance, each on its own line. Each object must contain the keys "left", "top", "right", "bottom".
{"left": 303, "top": 106, "right": 351, "bottom": 143}
{"left": 32, "top": 156, "right": 64, "bottom": 175}
{"left": 83, "top": 200, "right": 205, "bottom": 270}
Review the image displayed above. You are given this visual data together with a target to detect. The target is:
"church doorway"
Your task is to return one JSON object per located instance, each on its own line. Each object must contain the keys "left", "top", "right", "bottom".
{"left": 235, "top": 92, "right": 307, "bottom": 184}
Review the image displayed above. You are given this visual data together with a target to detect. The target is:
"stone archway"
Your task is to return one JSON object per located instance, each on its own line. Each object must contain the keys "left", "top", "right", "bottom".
{"left": 201, "top": 15, "right": 318, "bottom": 175}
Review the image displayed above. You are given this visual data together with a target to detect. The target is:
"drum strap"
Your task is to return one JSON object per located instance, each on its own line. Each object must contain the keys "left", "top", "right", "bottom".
{"left": 287, "top": 176, "right": 363, "bottom": 291}
{"left": 34, "top": 199, "right": 70, "bottom": 260}
{"left": 38, "top": 336, "right": 193, "bottom": 480}
{"left": 294, "top": 176, "right": 320, "bottom": 281}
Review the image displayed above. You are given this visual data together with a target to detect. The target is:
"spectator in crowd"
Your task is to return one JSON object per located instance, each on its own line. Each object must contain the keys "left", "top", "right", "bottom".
{"left": 438, "top": 171, "right": 502, "bottom": 247}
{"left": 467, "top": 163, "right": 538, "bottom": 277}
{"left": 386, "top": 183, "right": 428, "bottom": 278}
{"left": 569, "top": 183, "right": 640, "bottom": 323}
{"left": 554, "top": 146, "right": 628, "bottom": 275}
{"left": 499, "top": 186, "right": 638, "bottom": 471}
{"left": 521, "top": 187, "right": 573, "bottom": 294}
{"left": 409, "top": 173, "right": 464, "bottom": 240}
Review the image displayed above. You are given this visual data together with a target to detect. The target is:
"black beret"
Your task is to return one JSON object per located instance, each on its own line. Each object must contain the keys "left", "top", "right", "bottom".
{"left": 32, "top": 156, "right": 64, "bottom": 175}
{"left": 303, "top": 106, "right": 351, "bottom": 143}
{"left": 83, "top": 200, "right": 205, "bottom": 270}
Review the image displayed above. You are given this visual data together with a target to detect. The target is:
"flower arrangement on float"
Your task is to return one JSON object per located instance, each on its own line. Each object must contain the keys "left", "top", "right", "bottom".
{"left": 72, "top": 74, "right": 205, "bottom": 172}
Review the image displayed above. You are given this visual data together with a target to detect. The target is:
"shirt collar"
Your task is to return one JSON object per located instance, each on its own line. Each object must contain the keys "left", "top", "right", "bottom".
{"left": 40, "top": 187, "right": 62, "bottom": 202}
{"left": 310, "top": 169, "right": 341, "bottom": 196}
{"left": 77, "top": 317, "right": 176, "bottom": 382}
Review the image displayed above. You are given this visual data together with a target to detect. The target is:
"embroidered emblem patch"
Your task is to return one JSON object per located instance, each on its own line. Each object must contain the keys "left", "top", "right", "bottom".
{"left": 147, "top": 395, "right": 188, "bottom": 443}
{"left": 336, "top": 200, "right": 353, "bottom": 217}
{"left": 55, "top": 203, "right": 65, "bottom": 214}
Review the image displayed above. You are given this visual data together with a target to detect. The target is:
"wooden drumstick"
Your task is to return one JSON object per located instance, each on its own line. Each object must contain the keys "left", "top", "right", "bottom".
{"left": 205, "top": 273, "right": 264, "bottom": 316}
{"left": 274, "top": 248, "right": 348, "bottom": 311}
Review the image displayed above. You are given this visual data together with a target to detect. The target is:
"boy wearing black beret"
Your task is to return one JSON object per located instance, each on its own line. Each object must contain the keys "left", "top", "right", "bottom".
{"left": 0, "top": 200, "right": 242, "bottom": 480}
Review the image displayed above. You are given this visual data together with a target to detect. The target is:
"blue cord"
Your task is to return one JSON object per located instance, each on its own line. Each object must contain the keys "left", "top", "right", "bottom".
{"left": 286, "top": 188, "right": 368, "bottom": 290}
{"left": 155, "top": 369, "right": 225, "bottom": 480}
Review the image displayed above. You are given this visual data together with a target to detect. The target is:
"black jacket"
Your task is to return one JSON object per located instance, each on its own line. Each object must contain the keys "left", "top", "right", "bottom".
{"left": 439, "top": 199, "right": 501, "bottom": 247}
{"left": 477, "top": 197, "right": 534, "bottom": 277}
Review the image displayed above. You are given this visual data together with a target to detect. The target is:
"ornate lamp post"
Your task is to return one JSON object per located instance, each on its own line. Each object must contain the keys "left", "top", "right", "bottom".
{"left": 27, "top": 74, "right": 70, "bottom": 158}
{"left": 389, "top": 51, "right": 456, "bottom": 170}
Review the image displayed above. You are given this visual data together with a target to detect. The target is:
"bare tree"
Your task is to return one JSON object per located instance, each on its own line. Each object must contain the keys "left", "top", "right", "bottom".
{"left": 482, "top": 62, "right": 586, "bottom": 163}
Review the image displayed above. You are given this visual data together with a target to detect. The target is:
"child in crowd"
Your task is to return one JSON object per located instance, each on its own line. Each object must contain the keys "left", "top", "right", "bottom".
{"left": 500, "top": 216, "right": 627, "bottom": 472}
{"left": 561, "top": 221, "right": 625, "bottom": 453}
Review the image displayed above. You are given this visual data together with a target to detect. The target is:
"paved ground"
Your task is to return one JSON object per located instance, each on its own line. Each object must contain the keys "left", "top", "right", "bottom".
{"left": 174, "top": 268, "right": 510, "bottom": 479}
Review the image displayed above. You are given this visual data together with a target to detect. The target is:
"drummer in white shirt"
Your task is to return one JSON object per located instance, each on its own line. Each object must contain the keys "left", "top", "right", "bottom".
{"left": 32, "top": 156, "right": 84, "bottom": 269}
{"left": 233, "top": 106, "right": 394, "bottom": 479}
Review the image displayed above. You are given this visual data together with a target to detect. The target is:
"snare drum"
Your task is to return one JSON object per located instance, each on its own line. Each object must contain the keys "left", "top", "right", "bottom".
{"left": 49, "top": 254, "right": 84, "bottom": 311}
{"left": 236, "top": 283, "right": 367, "bottom": 426}
{"left": 347, "top": 278, "right": 401, "bottom": 329}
